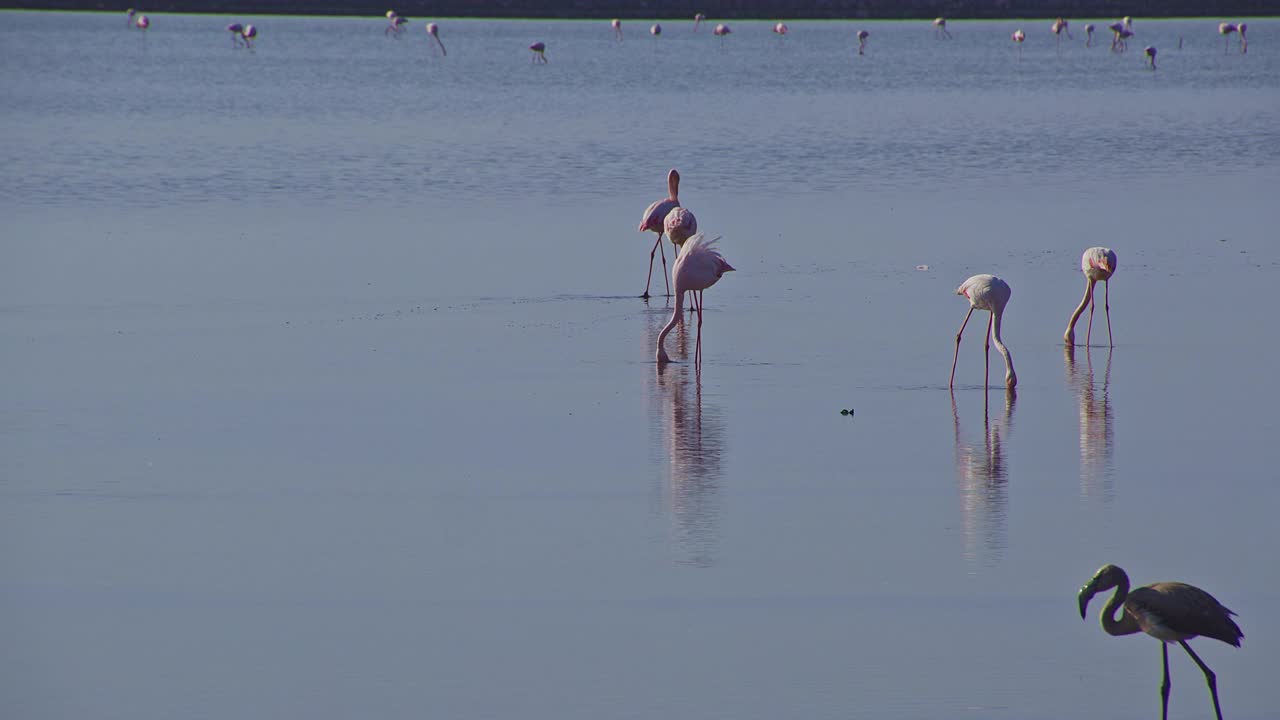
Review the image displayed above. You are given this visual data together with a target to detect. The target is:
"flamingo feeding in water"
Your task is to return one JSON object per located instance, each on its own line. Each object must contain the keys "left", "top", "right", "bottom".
{"left": 713, "top": 24, "right": 731, "bottom": 44}
{"left": 1084, "top": 23, "right": 1095, "bottom": 46}
{"left": 1218, "top": 22, "right": 1240, "bottom": 53}
{"left": 425, "top": 23, "right": 446, "bottom": 55}
{"left": 227, "top": 22, "right": 245, "bottom": 47}
{"left": 611, "top": 18, "right": 622, "bottom": 40}
{"left": 1012, "top": 29, "right": 1025, "bottom": 57}
{"left": 693, "top": 13, "right": 705, "bottom": 32}
{"left": 773, "top": 23, "right": 788, "bottom": 37}
{"left": 529, "top": 41, "right": 547, "bottom": 63}
{"left": 651, "top": 23, "right": 662, "bottom": 38}
{"left": 134, "top": 14, "right": 149, "bottom": 30}
{"left": 656, "top": 234, "right": 735, "bottom": 366}
{"left": 1145, "top": 45, "right": 1157, "bottom": 69}
{"left": 125, "top": 8, "right": 135, "bottom": 26}
{"left": 638, "top": 169, "right": 683, "bottom": 298}
{"left": 1078, "top": 564, "right": 1243, "bottom": 720}
{"left": 949, "top": 275, "right": 1017, "bottom": 391}
{"left": 857, "top": 30, "right": 869, "bottom": 55}
{"left": 1239, "top": 23, "right": 1248, "bottom": 53}
{"left": 1064, "top": 247, "right": 1117, "bottom": 347}
{"left": 1052, "top": 17, "right": 1072, "bottom": 40}
{"left": 387, "top": 15, "right": 408, "bottom": 36}
{"left": 933, "top": 17, "right": 952, "bottom": 39}
{"left": 243, "top": 24, "right": 257, "bottom": 48}
{"left": 665, "top": 206, "right": 699, "bottom": 311}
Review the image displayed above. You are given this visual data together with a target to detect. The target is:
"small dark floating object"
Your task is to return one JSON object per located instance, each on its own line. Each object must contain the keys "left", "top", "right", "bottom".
{"left": 840, "top": 409, "right": 855, "bottom": 416}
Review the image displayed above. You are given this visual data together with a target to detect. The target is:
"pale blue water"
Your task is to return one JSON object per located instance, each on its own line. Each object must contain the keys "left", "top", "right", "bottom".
{"left": 2, "top": 12, "right": 1279, "bottom": 720}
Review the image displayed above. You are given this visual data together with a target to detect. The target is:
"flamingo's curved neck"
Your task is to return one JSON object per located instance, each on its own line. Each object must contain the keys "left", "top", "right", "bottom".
{"left": 667, "top": 174, "right": 680, "bottom": 202}
{"left": 990, "top": 309, "right": 1017, "bottom": 387}
{"left": 656, "top": 290, "right": 685, "bottom": 362}
{"left": 1100, "top": 575, "right": 1141, "bottom": 636}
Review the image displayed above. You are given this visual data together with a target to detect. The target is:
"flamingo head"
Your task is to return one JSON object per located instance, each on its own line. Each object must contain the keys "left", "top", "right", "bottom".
{"left": 667, "top": 169, "right": 681, "bottom": 200}
{"left": 1077, "top": 564, "right": 1125, "bottom": 619}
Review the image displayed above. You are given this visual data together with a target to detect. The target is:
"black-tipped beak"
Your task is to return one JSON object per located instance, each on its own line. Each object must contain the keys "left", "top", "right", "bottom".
{"left": 1077, "top": 587, "right": 1093, "bottom": 620}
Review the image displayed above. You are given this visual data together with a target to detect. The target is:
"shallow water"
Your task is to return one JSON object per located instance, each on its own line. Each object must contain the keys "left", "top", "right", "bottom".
{"left": 2, "top": 12, "right": 1279, "bottom": 719}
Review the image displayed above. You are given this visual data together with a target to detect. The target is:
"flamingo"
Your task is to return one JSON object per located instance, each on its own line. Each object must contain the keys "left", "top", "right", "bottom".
{"left": 242, "top": 24, "right": 257, "bottom": 48}
{"left": 1012, "top": 29, "right": 1025, "bottom": 57}
{"left": 125, "top": 8, "right": 135, "bottom": 26}
{"left": 713, "top": 24, "right": 731, "bottom": 45}
{"left": 1064, "top": 247, "right": 1116, "bottom": 348}
{"left": 1051, "top": 17, "right": 1071, "bottom": 48}
{"left": 387, "top": 15, "right": 408, "bottom": 36}
{"left": 1145, "top": 45, "right": 1157, "bottom": 69}
{"left": 529, "top": 41, "right": 547, "bottom": 63}
{"left": 665, "top": 207, "right": 699, "bottom": 311}
{"left": 1078, "top": 564, "right": 1243, "bottom": 720}
{"left": 135, "top": 14, "right": 149, "bottom": 31}
{"left": 1239, "top": 23, "right": 1248, "bottom": 53}
{"left": 1110, "top": 23, "right": 1133, "bottom": 52}
{"left": 933, "top": 17, "right": 952, "bottom": 39}
{"left": 638, "top": 169, "right": 683, "bottom": 298}
{"left": 611, "top": 18, "right": 622, "bottom": 41}
{"left": 1084, "top": 23, "right": 1095, "bottom": 47}
{"left": 949, "top": 275, "right": 1017, "bottom": 391}
{"left": 425, "top": 23, "right": 446, "bottom": 55}
{"left": 773, "top": 23, "right": 788, "bottom": 37}
{"left": 856, "top": 29, "right": 869, "bottom": 55}
{"left": 227, "top": 22, "right": 245, "bottom": 47}
{"left": 651, "top": 23, "right": 662, "bottom": 38}
{"left": 656, "top": 234, "right": 735, "bottom": 365}
{"left": 693, "top": 13, "right": 705, "bottom": 32}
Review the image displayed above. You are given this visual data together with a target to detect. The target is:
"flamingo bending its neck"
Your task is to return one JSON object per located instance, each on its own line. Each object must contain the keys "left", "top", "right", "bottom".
{"left": 933, "top": 17, "right": 951, "bottom": 39}
{"left": 611, "top": 18, "right": 622, "bottom": 41}
{"left": 656, "top": 234, "right": 734, "bottom": 365}
{"left": 949, "top": 274, "right": 1017, "bottom": 391}
{"left": 426, "top": 23, "right": 446, "bottom": 55}
{"left": 1065, "top": 247, "right": 1116, "bottom": 347}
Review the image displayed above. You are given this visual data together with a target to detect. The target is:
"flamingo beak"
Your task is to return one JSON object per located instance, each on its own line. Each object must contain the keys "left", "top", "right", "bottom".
{"left": 1077, "top": 583, "right": 1097, "bottom": 619}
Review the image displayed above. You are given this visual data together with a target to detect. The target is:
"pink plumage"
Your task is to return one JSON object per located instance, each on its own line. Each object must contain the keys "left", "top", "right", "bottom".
{"left": 949, "top": 274, "right": 1017, "bottom": 390}
{"left": 663, "top": 207, "right": 698, "bottom": 248}
{"left": 656, "top": 234, "right": 735, "bottom": 365}
{"left": 638, "top": 169, "right": 682, "bottom": 298}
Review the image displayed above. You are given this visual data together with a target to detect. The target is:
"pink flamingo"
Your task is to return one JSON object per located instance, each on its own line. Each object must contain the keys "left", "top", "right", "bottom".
{"left": 1084, "top": 23, "right": 1095, "bottom": 47}
{"left": 1218, "top": 22, "right": 1238, "bottom": 53}
{"left": 242, "top": 24, "right": 257, "bottom": 48}
{"left": 611, "top": 19, "right": 622, "bottom": 41}
{"left": 949, "top": 275, "right": 1017, "bottom": 391}
{"left": 529, "top": 41, "right": 547, "bottom": 63}
{"left": 1051, "top": 17, "right": 1072, "bottom": 44}
{"left": 126, "top": 8, "right": 135, "bottom": 26}
{"left": 227, "top": 22, "right": 245, "bottom": 47}
{"left": 1012, "top": 29, "right": 1025, "bottom": 58}
{"left": 713, "top": 23, "right": 730, "bottom": 46}
{"left": 857, "top": 30, "right": 869, "bottom": 55}
{"left": 651, "top": 23, "right": 662, "bottom": 38}
{"left": 135, "top": 14, "right": 149, "bottom": 31}
{"left": 1144, "top": 45, "right": 1157, "bottom": 69}
{"left": 773, "top": 23, "right": 788, "bottom": 37}
{"left": 656, "top": 234, "right": 735, "bottom": 365}
{"left": 425, "top": 23, "right": 446, "bottom": 55}
{"left": 387, "top": 15, "right": 408, "bottom": 37}
{"left": 933, "top": 17, "right": 952, "bottom": 39}
{"left": 693, "top": 13, "right": 706, "bottom": 32}
{"left": 1239, "top": 23, "right": 1248, "bottom": 53}
{"left": 1065, "top": 247, "right": 1117, "bottom": 348}
{"left": 664, "top": 207, "right": 699, "bottom": 310}
{"left": 638, "top": 169, "right": 683, "bottom": 298}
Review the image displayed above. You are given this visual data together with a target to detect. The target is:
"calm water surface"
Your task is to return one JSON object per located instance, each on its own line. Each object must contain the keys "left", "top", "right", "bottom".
{"left": 3, "top": 12, "right": 1279, "bottom": 719}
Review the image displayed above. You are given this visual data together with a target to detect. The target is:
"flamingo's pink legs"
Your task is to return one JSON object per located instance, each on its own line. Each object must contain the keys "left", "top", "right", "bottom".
{"left": 984, "top": 312, "right": 994, "bottom": 390}
{"left": 694, "top": 290, "right": 705, "bottom": 365}
{"left": 1104, "top": 281, "right": 1113, "bottom": 347}
{"left": 949, "top": 307, "right": 975, "bottom": 388}
{"left": 643, "top": 235, "right": 670, "bottom": 299}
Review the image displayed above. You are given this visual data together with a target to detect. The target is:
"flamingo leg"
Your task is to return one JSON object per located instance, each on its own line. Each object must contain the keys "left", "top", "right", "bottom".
{"left": 984, "top": 312, "right": 994, "bottom": 391}
{"left": 660, "top": 241, "right": 670, "bottom": 297}
{"left": 695, "top": 290, "right": 704, "bottom": 365}
{"left": 643, "top": 234, "right": 663, "bottom": 298}
{"left": 1161, "top": 642, "right": 1171, "bottom": 720}
{"left": 949, "top": 307, "right": 975, "bottom": 388}
{"left": 1086, "top": 288, "right": 1096, "bottom": 347}
{"left": 1104, "top": 280, "right": 1113, "bottom": 347}
{"left": 1179, "top": 641, "right": 1224, "bottom": 720}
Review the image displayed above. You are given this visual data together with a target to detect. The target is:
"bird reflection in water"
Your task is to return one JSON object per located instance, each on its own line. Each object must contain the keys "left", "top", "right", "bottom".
{"left": 653, "top": 362, "right": 725, "bottom": 567}
{"left": 1065, "top": 345, "right": 1115, "bottom": 501}
{"left": 951, "top": 389, "right": 1016, "bottom": 565}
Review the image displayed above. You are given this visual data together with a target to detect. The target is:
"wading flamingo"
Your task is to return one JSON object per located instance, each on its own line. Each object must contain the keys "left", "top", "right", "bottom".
{"left": 135, "top": 14, "right": 149, "bottom": 31}
{"left": 857, "top": 29, "right": 869, "bottom": 55}
{"left": 227, "top": 22, "right": 245, "bottom": 47}
{"left": 1012, "top": 29, "right": 1025, "bottom": 57}
{"left": 694, "top": 13, "right": 705, "bottom": 32}
{"left": 1145, "top": 45, "right": 1157, "bottom": 69}
{"left": 651, "top": 23, "right": 662, "bottom": 38}
{"left": 529, "top": 41, "right": 547, "bottom": 63}
{"left": 1051, "top": 17, "right": 1072, "bottom": 43}
{"left": 1064, "top": 247, "right": 1116, "bottom": 347}
{"left": 934, "top": 17, "right": 952, "bottom": 39}
{"left": 1084, "top": 23, "right": 1095, "bottom": 46}
{"left": 426, "top": 23, "right": 446, "bottom": 55}
{"left": 949, "top": 275, "right": 1017, "bottom": 391}
{"left": 126, "top": 8, "right": 135, "bottom": 26}
{"left": 656, "top": 234, "right": 735, "bottom": 365}
{"left": 713, "top": 24, "right": 731, "bottom": 45}
{"left": 638, "top": 169, "right": 683, "bottom": 298}
{"left": 1078, "top": 564, "right": 1242, "bottom": 720}
{"left": 773, "top": 23, "right": 788, "bottom": 37}
{"left": 1218, "top": 22, "right": 1238, "bottom": 53}
{"left": 611, "top": 18, "right": 622, "bottom": 40}
{"left": 665, "top": 207, "right": 699, "bottom": 311}
{"left": 1109, "top": 22, "right": 1131, "bottom": 52}
{"left": 242, "top": 24, "right": 257, "bottom": 48}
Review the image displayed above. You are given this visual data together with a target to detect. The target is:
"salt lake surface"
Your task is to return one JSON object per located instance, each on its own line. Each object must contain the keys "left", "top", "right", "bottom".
{"left": 2, "top": 12, "right": 1279, "bottom": 719}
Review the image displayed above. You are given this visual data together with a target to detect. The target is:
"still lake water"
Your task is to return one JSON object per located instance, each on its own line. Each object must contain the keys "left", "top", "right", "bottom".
{"left": 3, "top": 11, "right": 1279, "bottom": 719}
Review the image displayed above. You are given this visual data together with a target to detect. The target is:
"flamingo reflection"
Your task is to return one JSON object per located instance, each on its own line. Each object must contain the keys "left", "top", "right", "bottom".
{"left": 951, "top": 389, "right": 1015, "bottom": 565}
{"left": 1065, "top": 346, "right": 1115, "bottom": 502}
{"left": 653, "top": 362, "right": 726, "bottom": 567}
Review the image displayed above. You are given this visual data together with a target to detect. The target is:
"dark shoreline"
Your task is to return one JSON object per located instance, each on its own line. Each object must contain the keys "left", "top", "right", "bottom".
{"left": 6, "top": 1, "right": 1279, "bottom": 19}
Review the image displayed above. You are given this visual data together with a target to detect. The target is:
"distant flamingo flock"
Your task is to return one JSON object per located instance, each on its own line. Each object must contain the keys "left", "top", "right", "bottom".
{"left": 115, "top": 12, "right": 1257, "bottom": 65}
